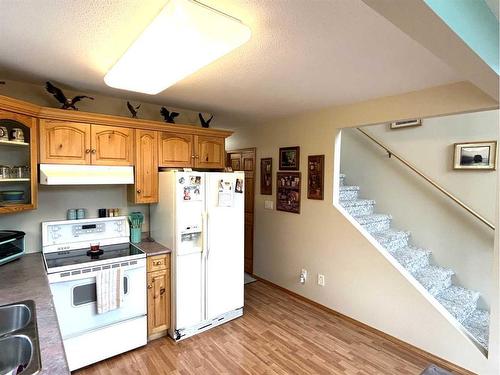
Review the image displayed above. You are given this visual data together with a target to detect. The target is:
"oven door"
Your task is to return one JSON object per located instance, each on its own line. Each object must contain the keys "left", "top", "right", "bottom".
{"left": 49, "top": 259, "right": 146, "bottom": 339}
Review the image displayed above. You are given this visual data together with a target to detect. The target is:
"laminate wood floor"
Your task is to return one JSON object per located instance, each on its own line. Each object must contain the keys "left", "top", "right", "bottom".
{"left": 75, "top": 281, "right": 439, "bottom": 375}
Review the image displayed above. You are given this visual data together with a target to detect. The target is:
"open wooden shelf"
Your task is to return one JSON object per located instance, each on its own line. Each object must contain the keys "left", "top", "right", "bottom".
{"left": 0, "top": 203, "right": 35, "bottom": 214}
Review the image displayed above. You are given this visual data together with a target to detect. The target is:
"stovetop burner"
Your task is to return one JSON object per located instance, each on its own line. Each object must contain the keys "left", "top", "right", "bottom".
{"left": 86, "top": 249, "right": 104, "bottom": 259}
{"left": 44, "top": 243, "right": 144, "bottom": 272}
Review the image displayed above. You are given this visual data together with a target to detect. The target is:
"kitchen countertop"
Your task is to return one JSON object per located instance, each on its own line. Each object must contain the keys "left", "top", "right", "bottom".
{"left": 134, "top": 238, "right": 171, "bottom": 257}
{"left": 0, "top": 254, "right": 70, "bottom": 375}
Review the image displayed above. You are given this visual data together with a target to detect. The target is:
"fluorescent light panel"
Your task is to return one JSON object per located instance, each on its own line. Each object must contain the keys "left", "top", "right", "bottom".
{"left": 104, "top": 0, "right": 251, "bottom": 94}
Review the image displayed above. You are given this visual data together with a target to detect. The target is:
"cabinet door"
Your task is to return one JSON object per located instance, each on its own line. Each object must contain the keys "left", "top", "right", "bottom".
{"left": 39, "top": 120, "right": 91, "bottom": 164}
{"left": 147, "top": 269, "right": 170, "bottom": 336}
{"left": 158, "top": 132, "right": 193, "bottom": 168}
{"left": 132, "top": 130, "right": 158, "bottom": 204}
{"left": 194, "top": 135, "right": 225, "bottom": 169}
{"left": 91, "top": 125, "right": 134, "bottom": 165}
{"left": 0, "top": 110, "right": 38, "bottom": 214}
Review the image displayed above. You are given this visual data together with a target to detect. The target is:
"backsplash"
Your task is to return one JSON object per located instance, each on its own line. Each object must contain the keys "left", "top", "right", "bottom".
{"left": 0, "top": 185, "right": 149, "bottom": 253}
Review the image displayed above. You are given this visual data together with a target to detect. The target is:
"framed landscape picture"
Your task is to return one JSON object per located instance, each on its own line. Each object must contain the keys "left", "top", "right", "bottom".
{"left": 279, "top": 146, "right": 300, "bottom": 170}
{"left": 453, "top": 141, "right": 497, "bottom": 170}
{"left": 260, "top": 158, "right": 272, "bottom": 195}
{"left": 307, "top": 155, "right": 324, "bottom": 200}
{"left": 276, "top": 172, "right": 301, "bottom": 214}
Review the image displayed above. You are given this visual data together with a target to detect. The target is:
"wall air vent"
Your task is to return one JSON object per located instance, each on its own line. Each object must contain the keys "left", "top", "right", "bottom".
{"left": 390, "top": 119, "right": 422, "bottom": 129}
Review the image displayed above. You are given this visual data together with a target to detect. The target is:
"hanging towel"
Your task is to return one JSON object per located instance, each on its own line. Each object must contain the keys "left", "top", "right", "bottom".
{"left": 96, "top": 267, "right": 124, "bottom": 314}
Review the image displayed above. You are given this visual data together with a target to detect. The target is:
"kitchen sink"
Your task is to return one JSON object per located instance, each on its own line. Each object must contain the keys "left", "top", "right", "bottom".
{"left": 0, "top": 300, "right": 41, "bottom": 375}
{"left": 0, "top": 335, "right": 33, "bottom": 374}
{"left": 0, "top": 304, "right": 31, "bottom": 336}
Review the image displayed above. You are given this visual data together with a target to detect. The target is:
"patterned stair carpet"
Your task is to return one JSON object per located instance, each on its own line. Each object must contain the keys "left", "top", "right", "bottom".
{"left": 338, "top": 173, "right": 489, "bottom": 351}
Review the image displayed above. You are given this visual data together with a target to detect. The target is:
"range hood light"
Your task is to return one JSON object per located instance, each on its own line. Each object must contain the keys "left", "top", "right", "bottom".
{"left": 104, "top": 0, "right": 251, "bottom": 94}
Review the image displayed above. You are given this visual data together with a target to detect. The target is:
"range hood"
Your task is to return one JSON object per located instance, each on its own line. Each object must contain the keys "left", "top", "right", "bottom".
{"left": 39, "top": 164, "right": 134, "bottom": 185}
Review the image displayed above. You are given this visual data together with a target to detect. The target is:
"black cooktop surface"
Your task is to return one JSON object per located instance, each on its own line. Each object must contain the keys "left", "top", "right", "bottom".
{"left": 44, "top": 243, "right": 144, "bottom": 269}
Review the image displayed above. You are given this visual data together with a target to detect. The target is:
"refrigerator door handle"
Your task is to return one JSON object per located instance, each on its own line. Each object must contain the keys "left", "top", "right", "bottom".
{"left": 206, "top": 212, "right": 210, "bottom": 258}
{"left": 201, "top": 211, "right": 208, "bottom": 256}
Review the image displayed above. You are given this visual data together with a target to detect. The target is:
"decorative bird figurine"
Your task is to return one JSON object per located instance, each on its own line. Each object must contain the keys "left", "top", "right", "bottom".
{"left": 45, "top": 81, "right": 94, "bottom": 110}
{"left": 199, "top": 113, "right": 213, "bottom": 128}
{"left": 127, "top": 101, "right": 141, "bottom": 118}
{"left": 160, "top": 107, "right": 179, "bottom": 123}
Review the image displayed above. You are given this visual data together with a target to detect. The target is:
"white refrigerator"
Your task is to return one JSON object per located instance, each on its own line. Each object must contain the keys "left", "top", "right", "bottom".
{"left": 151, "top": 171, "right": 245, "bottom": 340}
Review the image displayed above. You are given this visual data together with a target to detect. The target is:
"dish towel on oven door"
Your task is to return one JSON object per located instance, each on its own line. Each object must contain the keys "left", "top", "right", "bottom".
{"left": 96, "top": 267, "right": 124, "bottom": 314}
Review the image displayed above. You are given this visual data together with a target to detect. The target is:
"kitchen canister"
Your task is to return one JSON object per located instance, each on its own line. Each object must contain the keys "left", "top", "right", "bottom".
{"left": 128, "top": 212, "right": 144, "bottom": 244}
{"left": 67, "top": 209, "right": 77, "bottom": 220}
{"left": 76, "top": 208, "right": 86, "bottom": 220}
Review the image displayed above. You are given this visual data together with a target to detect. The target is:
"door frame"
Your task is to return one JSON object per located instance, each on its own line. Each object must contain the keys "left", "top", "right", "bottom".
{"left": 226, "top": 147, "right": 256, "bottom": 275}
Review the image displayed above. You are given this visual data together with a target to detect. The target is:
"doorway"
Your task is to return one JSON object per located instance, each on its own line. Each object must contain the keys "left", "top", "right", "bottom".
{"left": 226, "top": 148, "right": 255, "bottom": 274}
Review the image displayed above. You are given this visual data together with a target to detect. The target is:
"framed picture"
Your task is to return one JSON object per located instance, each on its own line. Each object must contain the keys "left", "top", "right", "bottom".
{"left": 260, "top": 158, "right": 272, "bottom": 195}
{"left": 453, "top": 141, "right": 497, "bottom": 170}
{"left": 276, "top": 172, "right": 301, "bottom": 214}
{"left": 307, "top": 155, "right": 324, "bottom": 200}
{"left": 279, "top": 146, "right": 300, "bottom": 170}
{"left": 390, "top": 119, "right": 422, "bottom": 129}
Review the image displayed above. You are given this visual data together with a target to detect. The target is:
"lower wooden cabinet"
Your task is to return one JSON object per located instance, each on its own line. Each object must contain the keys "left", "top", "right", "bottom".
{"left": 147, "top": 254, "right": 170, "bottom": 339}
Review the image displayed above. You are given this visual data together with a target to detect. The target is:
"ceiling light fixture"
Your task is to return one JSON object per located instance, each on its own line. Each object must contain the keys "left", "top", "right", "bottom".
{"left": 104, "top": 0, "right": 251, "bottom": 94}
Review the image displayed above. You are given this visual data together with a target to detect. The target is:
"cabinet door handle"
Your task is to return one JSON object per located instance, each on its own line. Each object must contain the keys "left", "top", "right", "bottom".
{"left": 160, "top": 287, "right": 165, "bottom": 295}
{"left": 85, "top": 149, "right": 91, "bottom": 154}
{"left": 137, "top": 189, "right": 141, "bottom": 194}
{"left": 191, "top": 155, "right": 196, "bottom": 159}
{"left": 147, "top": 284, "right": 152, "bottom": 289}
{"left": 153, "top": 260, "right": 163, "bottom": 266}
{"left": 91, "top": 149, "right": 96, "bottom": 154}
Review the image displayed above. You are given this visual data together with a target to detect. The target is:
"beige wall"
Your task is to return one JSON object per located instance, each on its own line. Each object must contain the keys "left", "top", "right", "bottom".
{"left": 227, "top": 82, "right": 499, "bottom": 374}
{"left": 341, "top": 110, "right": 498, "bottom": 309}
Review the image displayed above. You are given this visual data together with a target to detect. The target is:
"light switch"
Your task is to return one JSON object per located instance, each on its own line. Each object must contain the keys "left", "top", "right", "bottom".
{"left": 264, "top": 200, "right": 274, "bottom": 210}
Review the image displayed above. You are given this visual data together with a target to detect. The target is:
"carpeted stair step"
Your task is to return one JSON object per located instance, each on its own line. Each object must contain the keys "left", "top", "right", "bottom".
{"left": 372, "top": 229, "right": 411, "bottom": 252}
{"left": 411, "top": 266, "right": 454, "bottom": 296}
{"left": 436, "top": 286, "right": 480, "bottom": 323}
{"left": 339, "top": 185, "right": 360, "bottom": 201}
{"left": 390, "top": 246, "right": 431, "bottom": 273}
{"left": 340, "top": 199, "right": 376, "bottom": 217}
{"left": 339, "top": 173, "right": 490, "bottom": 349}
{"left": 462, "top": 309, "right": 489, "bottom": 350}
{"left": 354, "top": 213, "right": 392, "bottom": 234}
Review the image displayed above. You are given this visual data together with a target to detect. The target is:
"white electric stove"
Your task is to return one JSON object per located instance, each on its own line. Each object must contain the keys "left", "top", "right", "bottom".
{"left": 41, "top": 216, "right": 147, "bottom": 371}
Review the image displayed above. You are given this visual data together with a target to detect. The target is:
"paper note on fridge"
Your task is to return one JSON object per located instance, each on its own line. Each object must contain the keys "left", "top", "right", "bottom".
{"left": 183, "top": 175, "right": 202, "bottom": 201}
{"left": 218, "top": 179, "right": 234, "bottom": 207}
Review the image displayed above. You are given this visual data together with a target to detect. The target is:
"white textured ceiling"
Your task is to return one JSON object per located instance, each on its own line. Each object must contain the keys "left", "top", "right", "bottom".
{"left": 0, "top": 0, "right": 459, "bottom": 126}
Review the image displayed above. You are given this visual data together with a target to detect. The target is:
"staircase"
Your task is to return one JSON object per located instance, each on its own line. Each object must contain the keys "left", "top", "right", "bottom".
{"left": 339, "top": 173, "right": 490, "bottom": 351}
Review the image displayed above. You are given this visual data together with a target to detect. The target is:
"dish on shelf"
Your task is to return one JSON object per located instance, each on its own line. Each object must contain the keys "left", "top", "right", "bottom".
{"left": 0, "top": 190, "right": 25, "bottom": 202}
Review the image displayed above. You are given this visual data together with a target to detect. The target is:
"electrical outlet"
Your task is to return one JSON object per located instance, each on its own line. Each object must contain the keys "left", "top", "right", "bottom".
{"left": 264, "top": 200, "right": 274, "bottom": 210}
{"left": 300, "top": 269, "right": 307, "bottom": 284}
{"left": 318, "top": 274, "right": 325, "bottom": 286}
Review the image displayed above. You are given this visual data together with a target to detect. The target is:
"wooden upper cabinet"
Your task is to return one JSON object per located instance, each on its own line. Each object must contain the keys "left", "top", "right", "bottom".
{"left": 131, "top": 130, "right": 158, "bottom": 204}
{"left": 158, "top": 132, "right": 193, "bottom": 168}
{"left": 39, "top": 120, "right": 91, "bottom": 164}
{"left": 195, "top": 135, "right": 225, "bottom": 169}
{"left": 91, "top": 125, "right": 134, "bottom": 166}
{"left": 40, "top": 121, "right": 134, "bottom": 166}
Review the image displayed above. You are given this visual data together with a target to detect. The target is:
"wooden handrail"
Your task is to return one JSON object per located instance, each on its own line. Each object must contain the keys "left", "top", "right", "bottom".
{"left": 356, "top": 128, "right": 495, "bottom": 231}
